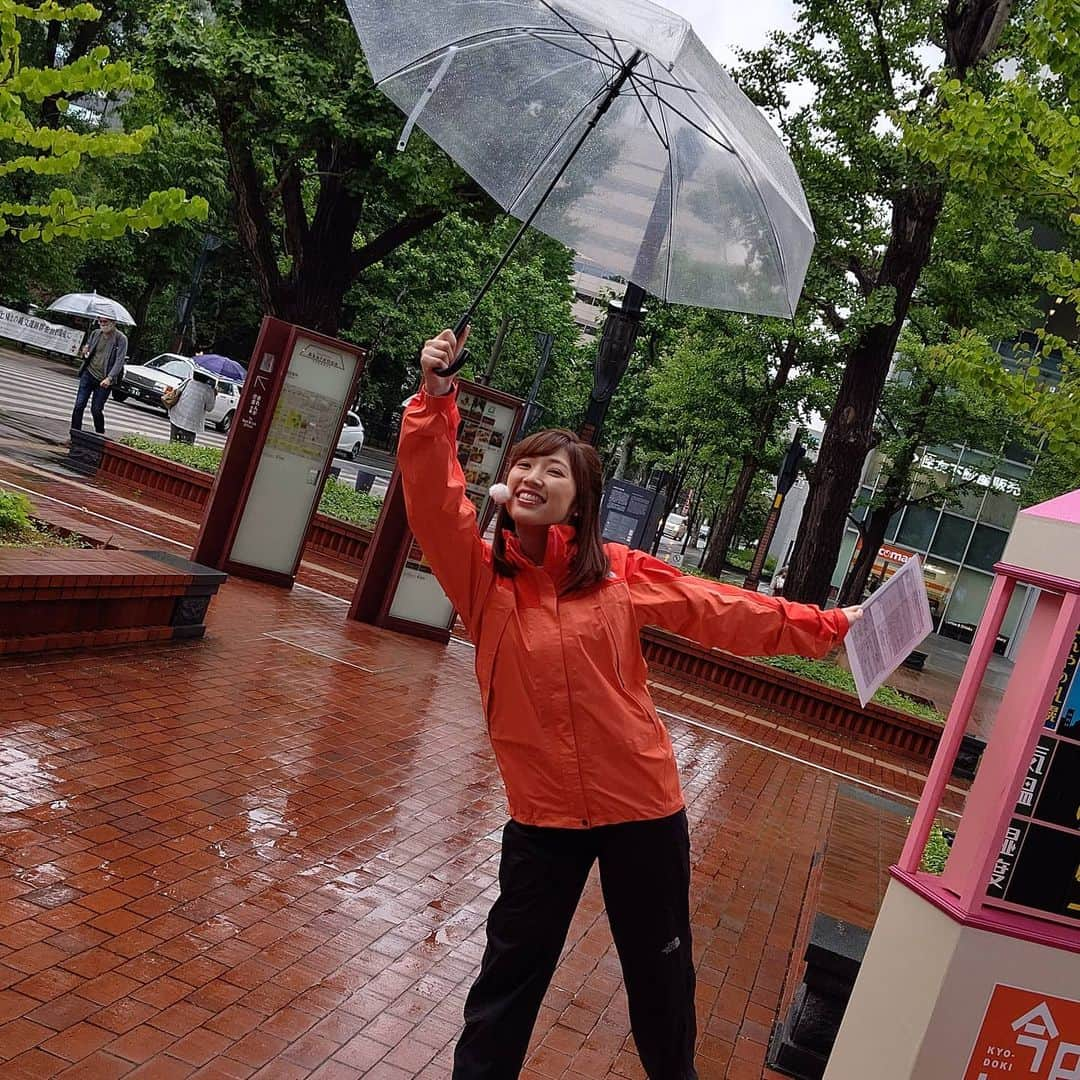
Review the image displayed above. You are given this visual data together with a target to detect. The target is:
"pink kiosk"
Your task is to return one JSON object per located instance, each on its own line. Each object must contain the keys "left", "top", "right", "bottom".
{"left": 825, "top": 490, "right": 1080, "bottom": 1079}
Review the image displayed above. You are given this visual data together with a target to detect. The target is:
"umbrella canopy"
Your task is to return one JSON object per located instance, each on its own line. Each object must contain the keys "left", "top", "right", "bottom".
{"left": 47, "top": 292, "right": 136, "bottom": 325}
{"left": 346, "top": 0, "right": 814, "bottom": 320}
{"left": 194, "top": 354, "right": 246, "bottom": 381}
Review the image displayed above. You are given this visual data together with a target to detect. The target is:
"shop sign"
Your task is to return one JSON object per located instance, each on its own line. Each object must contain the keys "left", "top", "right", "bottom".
{"left": 963, "top": 985, "right": 1080, "bottom": 1079}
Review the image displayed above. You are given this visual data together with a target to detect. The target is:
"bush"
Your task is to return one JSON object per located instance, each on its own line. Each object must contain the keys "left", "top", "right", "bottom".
{"left": 0, "top": 488, "right": 33, "bottom": 536}
{"left": 120, "top": 435, "right": 222, "bottom": 474}
{"left": 727, "top": 546, "right": 777, "bottom": 574}
{"left": 919, "top": 823, "right": 951, "bottom": 875}
{"left": 757, "top": 654, "right": 946, "bottom": 724}
{"left": 318, "top": 478, "right": 383, "bottom": 528}
{"left": 118, "top": 436, "right": 383, "bottom": 527}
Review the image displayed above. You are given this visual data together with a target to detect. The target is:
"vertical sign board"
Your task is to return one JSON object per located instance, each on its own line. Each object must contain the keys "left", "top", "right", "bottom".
{"left": 351, "top": 381, "right": 523, "bottom": 642}
{"left": 986, "top": 625, "right": 1080, "bottom": 926}
{"left": 192, "top": 316, "right": 366, "bottom": 586}
{"left": 963, "top": 985, "right": 1080, "bottom": 1079}
{"left": 599, "top": 478, "right": 664, "bottom": 550}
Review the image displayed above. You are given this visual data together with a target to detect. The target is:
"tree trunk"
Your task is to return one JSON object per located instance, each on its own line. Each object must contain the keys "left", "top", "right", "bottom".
{"left": 700, "top": 337, "right": 798, "bottom": 576}
{"left": 836, "top": 378, "right": 939, "bottom": 606}
{"left": 837, "top": 506, "right": 890, "bottom": 607}
{"left": 701, "top": 454, "right": 759, "bottom": 575}
{"left": 784, "top": 185, "right": 944, "bottom": 604}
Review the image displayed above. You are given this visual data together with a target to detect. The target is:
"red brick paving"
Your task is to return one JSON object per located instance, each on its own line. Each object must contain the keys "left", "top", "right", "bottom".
{"left": 0, "top": 451, "right": 952, "bottom": 1077}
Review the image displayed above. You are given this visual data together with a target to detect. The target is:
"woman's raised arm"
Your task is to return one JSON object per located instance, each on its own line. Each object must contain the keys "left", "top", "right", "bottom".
{"left": 396, "top": 329, "right": 492, "bottom": 632}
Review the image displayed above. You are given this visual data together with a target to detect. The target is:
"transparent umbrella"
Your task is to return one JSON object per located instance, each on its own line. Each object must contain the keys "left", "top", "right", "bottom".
{"left": 47, "top": 291, "right": 136, "bottom": 325}
{"left": 346, "top": 0, "right": 815, "bottom": 372}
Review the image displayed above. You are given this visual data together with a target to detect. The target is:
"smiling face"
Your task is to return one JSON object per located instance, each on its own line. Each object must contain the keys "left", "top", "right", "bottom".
{"left": 506, "top": 447, "right": 577, "bottom": 528}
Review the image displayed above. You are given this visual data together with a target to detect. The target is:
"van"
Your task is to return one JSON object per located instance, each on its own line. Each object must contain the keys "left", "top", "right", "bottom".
{"left": 662, "top": 513, "right": 687, "bottom": 540}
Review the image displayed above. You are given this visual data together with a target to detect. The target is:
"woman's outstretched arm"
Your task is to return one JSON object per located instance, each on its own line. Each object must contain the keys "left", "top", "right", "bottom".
{"left": 623, "top": 548, "right": 860, "bottom": 658}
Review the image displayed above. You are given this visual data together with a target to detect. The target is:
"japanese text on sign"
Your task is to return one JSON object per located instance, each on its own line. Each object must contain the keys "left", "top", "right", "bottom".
{"left": 963, "top": 985, "right": 1080, "bottom": 1080}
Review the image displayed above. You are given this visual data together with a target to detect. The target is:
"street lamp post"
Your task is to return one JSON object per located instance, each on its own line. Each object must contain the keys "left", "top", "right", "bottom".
{"left": 578, "top": 282, "right": 646, "bottom": 447}
{"left": 173, "top": 232, "right": 221, "bottom": 353}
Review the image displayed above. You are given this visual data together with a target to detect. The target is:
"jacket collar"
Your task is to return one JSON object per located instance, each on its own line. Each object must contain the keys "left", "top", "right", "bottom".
{"left": 503, "top": 523, "right": 578, "bottom": 577}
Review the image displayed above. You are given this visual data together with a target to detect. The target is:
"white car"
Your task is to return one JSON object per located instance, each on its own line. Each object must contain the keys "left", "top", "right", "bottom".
{"left": 662, "top": 512, "right": 688, "bottom": 540}
{"left": 115, "top": 353, "right": 242, "bottom": 431}
{"left": 335, "top": 411, "right": 365, "bottom": 461}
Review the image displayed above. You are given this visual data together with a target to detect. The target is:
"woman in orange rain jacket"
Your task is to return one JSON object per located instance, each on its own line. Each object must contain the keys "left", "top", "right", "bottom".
{"left": 400, "top": 328, "right": 863, "bottom": 1080}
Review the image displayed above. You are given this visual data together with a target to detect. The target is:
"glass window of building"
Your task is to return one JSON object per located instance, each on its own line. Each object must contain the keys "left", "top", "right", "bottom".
{"left": 941, "top": 568, "right": 992, "bottom": 637}
{"left": 980, "top": 460, "right": 1029, "bottom": 529}
{"left": 884, "top": 509, "right": 902, "bottom": 542}
{"left": 965, "top": 523, "right": 1009, "bottom": 572}
{"left": 923, "top": 559, "right": 960, "bottom": 623}
{"left": 896, "top": 505, "right": 939, "bottom": 551}
{"left": 930, "top": 512, "right": 975, "bottom": 562}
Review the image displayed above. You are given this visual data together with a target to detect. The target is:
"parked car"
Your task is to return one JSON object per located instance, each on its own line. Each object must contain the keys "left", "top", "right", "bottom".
{"left": 662, "top": 512, "right": 687, "bottom": 540}
{"left": 335, "top": 411, "right": 365, "bottom": 461}
{"left": 114, "top": 353, "right": 242, "bottom": 431}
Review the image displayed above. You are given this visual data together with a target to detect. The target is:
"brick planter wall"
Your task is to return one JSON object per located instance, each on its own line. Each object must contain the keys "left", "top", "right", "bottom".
{"left": 95, "top": 440, "right": 372, "bottom": 565}
{"left": 99, "top": 440, "right": 212, "bottom": 509}
{"left": 0, "top": 548, "right": 225, "bottom": 655}
{"left": 642, "top": 626, "right": 944, "bottom": 762}
{"left": 306, "top": 516, "right": 371, "bottom": 564}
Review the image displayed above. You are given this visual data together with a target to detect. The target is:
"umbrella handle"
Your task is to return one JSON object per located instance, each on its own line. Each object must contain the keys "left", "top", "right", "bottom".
{"left": 433, "top": 347, "right": 470, "bottom": 378}
{"left": 432, "top": 316, "right": 471, "bottom": 377}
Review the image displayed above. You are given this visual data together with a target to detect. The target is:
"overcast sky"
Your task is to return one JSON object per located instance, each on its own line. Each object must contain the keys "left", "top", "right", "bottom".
{"left": 661, "top": 0, "right": 797, "bottom": 65}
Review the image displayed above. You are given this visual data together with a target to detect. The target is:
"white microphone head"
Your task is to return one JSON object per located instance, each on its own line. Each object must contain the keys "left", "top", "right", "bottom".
{"left": 488, "top": 483, "right": 511, "bottom": 505}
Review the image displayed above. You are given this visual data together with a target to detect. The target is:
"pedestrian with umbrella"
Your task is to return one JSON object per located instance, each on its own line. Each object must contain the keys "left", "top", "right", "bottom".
{"left": 164, "top": 369, "right": 217, "bottom": 445}
{"left": 69, "top": 316, "right": 130, "bottom": 435}
{"left": 50, "top": 293, "right": 135, "bottom": 436}
{"left": 348, "top": 1, "right": 842, "bottom": 1074}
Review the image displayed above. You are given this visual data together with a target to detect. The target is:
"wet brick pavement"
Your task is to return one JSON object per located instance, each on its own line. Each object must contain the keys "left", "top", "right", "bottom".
{"left": 0, "top": 448, "right": 955, "bottom": 1078}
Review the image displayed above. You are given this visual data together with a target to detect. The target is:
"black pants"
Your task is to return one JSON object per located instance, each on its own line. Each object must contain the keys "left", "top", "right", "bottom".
{"left": 71, "top": 369, "right": 110, "bottom": 434}
{"left": 169, "top": 424, "right": 196, "bottom": 444}
{"left": 453, "top": 810, "right": 697, "bottom": 1080}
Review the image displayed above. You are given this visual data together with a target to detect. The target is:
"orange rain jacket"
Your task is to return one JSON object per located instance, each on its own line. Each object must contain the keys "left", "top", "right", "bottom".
{"left": 399, "top": 389, "right": 850, "bottom": 829}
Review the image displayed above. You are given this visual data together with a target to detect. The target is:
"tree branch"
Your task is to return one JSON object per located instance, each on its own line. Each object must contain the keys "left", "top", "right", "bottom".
{"left": 847, "top": 255, "right": 876, "bottom": 296}
{"left": 810, "top": 295, "right": 848, "bottom": 332}
{"left": 866, "top": 0, "right": 897, "bottom": 103}
{"left": 349, "top": 207, "right": 448, "bottom": 277}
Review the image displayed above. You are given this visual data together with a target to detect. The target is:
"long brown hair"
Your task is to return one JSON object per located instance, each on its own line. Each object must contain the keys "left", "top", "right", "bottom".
{"left": 491, "top": 428, "right": 609, "bottom": 594}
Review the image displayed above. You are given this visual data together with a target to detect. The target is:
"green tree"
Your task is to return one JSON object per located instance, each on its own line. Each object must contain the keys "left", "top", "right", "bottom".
{"left": 0, "top": 0, "right": 206, "bottom": 243}
{"left": 737, "top": 0, "right": 1028, "bottom": 604}
{"left": 906, "top": 0, "right": 1080, "bottom": 480}
{"left": 144, "top": 0, "right": 493, "bottom": 335}
{"left": 341, "top": 212, "right": 579, "bottom": 441}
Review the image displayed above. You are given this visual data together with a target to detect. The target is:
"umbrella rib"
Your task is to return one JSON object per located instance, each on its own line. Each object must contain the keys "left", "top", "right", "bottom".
{"left": 647, "top": 56, "right": 678, "bottom": 300}
{"left": 534, "top": 1, "right": 625, "bottom": 67}
{"left": 521, "top": 31, "right": 621, "bottom": 74}
{"left": 630, "top": 79, "right": 736, "bottom": 155}
{"left": 607, "top": 35, "right": 667, "bottom": 152}
{"left": 373, "top": 25, "right": 620, "bottom": 87}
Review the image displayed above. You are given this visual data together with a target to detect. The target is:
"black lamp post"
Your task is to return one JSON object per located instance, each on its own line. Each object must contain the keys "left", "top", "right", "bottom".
{"left": 578, "top": 282, "right": 646, "bottom": 446}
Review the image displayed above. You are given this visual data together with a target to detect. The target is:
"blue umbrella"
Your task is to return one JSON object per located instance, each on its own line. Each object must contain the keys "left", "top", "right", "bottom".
{"left": 194, "top": 353, "right": 245, "bottom": 381}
